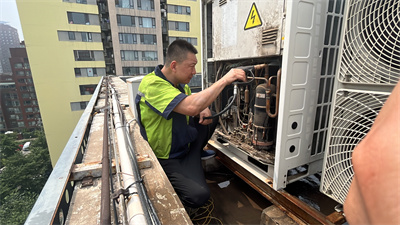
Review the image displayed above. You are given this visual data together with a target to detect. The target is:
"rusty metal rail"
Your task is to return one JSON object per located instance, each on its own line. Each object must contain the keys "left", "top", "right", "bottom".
{"left": 100, "top": 78, "right": 111, "bottom": 225}
{"left": 212, "top": 147, "right": 344, "bottom": 225}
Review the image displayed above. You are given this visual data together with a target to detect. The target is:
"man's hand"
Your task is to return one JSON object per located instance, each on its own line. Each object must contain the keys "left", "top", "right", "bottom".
{"left": 222, "top": 68, "right": 247, "bottom": 84}
{"left": 198, "top": 108, "right": 212, "bottom": 125}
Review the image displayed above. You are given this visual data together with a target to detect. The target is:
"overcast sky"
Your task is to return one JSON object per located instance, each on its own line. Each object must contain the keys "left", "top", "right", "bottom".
{"left": 0, "top": 0, "right": 24, "bottom": 41}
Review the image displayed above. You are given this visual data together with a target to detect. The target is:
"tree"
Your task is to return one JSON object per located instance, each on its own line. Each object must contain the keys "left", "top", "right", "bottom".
{"left": 0, "top": 130, "right": 52, "bottom": 225}
{"left": 0, "top": 133, "right": 20, "bottom": 167}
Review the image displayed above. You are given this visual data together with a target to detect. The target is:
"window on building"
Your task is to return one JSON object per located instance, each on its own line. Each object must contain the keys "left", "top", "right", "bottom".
{"left": 116, "top": 0, "right": 134, "bottom": 8}
{"left": 142, "top": 67, "right": 154, "bottom": 74}
{"left": 14, "top": 63, "right": 23, "bottom": 68}
{"left": 121, "top": 50, "right": 139, "bottom": 61}
{"left": 20, "top": 86, "right": 28, "bottom": 91}
{"left": 74, "top": 50, "right": 94, "bottom": 61}
{"left": 67, "top": 12, "right": 90, "bottom": 24}
{"left": 81, "top": 32, "right": 92, "bottom": 42}
{"left": 5, "top": 101, "right": 20, "bottom": 107}
{"left": 76, "top": 0, "right": 87, "bottom": 4}
{"left": 141, "top": 51, "right": 158, "bottom": 61}
{"left": 18, "top": 122, "right": 25, "bottom": 127}
{"left": 79, "top": 85, "right": 97, "bottom": 95}
{"left": 0, "top": 83, "right": 15, "bottom": 89}
{"left": 70, "top": 101, "right": 89, "bottom": 111}
{"left": 22, "top": 93, "right": 30, "bottom": 99}
{"left": 68, "top": 31, "right": 76, "bottom": 40}
{"left": 10, "top": 114, "right": 22, "bottom": 120}
{"left": 169, "top": 36, "right": 198, "bottom": 46}
{"left": 8, "top": 108, "right": 21, "bottom": 113}
{"left": 167, "top": 5, "right": 191, "bottom": 15}
{"left": 16, "top": 71, "right": 25, "bottom": 76}
{"left": 74, "top": 68, "right": 81, "bottom": 76}
{"left": 28, "top": 121, "right": 36, "bottom": 126}
{"left": 24, "top": 100, "right": 32, "bottom": 106}
{"left": 168, "top": 21, "right": 189, "bottom": 31}
{"left": 119, "top": 33, "right": 137, "bottom": 44}
{"left": 139, "top": 17, "right": 155, "bottom": 28}
{"left": 137, "top": 0, "right": 154, "bottom": 10}
{"left": 26, "top": 71, "right": 31, "bottom": 76}
{"left": 122, "top": 67, "right": 140, "bottom": 75}
{"left": 117, "top": 15, "right": 135, "bottom": 26}
{"left": 140, "top": 34, "right": 156, "bottom": 44}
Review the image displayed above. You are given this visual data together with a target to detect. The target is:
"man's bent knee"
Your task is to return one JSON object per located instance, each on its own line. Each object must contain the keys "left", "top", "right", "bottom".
{"left": 182, "top": 186, "right": 210, "bottom": 208}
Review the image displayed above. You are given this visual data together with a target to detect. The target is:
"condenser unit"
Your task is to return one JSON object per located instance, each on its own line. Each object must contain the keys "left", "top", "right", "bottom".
{"left": 203, "top": 0, "right": 346, "bottom": 190}
{"left": 321, "top": 0, "right": 400, "bottom": 204}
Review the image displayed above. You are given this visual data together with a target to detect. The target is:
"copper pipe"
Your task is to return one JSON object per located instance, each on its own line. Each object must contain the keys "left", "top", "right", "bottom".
{"left": 266, "top": 69, "right": 281, "bottom": 118}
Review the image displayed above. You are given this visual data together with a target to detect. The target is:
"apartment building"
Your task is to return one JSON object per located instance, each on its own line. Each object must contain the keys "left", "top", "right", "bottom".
{"left": 165, "top": 0, "right": 202, "bottom": 89}
{"left": 16, "top": 0, "right": 199, "bottom": 166}
{"left": 0, "top": 47, "right": 42, "bottom": 132}
{"left": 0, "top": 23, "right": 21, "bottom": 73}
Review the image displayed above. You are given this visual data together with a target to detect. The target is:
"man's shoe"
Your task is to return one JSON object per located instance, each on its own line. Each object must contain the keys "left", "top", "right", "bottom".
{"left": 201, "top": 149, "right": 215, "bottom": 160}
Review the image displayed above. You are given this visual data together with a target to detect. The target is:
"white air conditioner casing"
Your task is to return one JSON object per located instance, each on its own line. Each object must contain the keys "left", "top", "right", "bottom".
{"left": 204, "top": 0, "right": 347, "bottom": 190}
{"left": 127, "top": 76, "right": 145, "bottom": 119}
{"left": 321, "top": 0, "right": 400, "bottom": 204}
{"left": 211, "top": 0, "right": 285, "bottom": 60}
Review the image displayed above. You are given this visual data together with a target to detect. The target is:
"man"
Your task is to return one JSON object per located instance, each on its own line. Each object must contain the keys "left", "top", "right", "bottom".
{"left": 136, "top": 40, "right": 246, "bottom": 208}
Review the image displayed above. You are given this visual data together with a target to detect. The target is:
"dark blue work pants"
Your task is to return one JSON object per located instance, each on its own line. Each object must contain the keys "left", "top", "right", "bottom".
{"left": 158, "top": 117, "right": 218, "bottom": 208}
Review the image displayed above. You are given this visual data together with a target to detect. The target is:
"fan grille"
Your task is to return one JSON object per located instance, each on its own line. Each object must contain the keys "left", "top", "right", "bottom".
{"left": 339, "top": 0, "right": 400, "bottom": 84}
{"left": 321, "top": 91, "right": 388, "bottom": 203}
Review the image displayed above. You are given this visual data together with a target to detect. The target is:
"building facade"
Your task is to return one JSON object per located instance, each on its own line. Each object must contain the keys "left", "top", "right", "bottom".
{"left": 0, "top": 47, "right": 42, "bottom": 132}
{"left": 0, "top": 23, "right": 21, "bottom": 74}
{"left": 17, "top": 0, "right": 164, "bottom": 166}
{"left": 165, "top": 0, "right": 202, "bottom": 89}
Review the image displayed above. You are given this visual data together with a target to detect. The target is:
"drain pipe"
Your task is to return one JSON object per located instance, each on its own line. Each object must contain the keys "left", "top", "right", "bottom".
{"left": 111, "top": 88, "right": 147, "bottom": 225}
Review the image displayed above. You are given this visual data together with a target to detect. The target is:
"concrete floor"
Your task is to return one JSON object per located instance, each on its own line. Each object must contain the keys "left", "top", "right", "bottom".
{"left": 203, "top": 168, "right": 272, "bottom": 225}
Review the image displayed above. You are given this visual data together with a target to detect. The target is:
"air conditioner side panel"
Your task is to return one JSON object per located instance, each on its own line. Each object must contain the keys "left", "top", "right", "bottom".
{"left": 273, "top": 0, "right": 328, "bottom": 190}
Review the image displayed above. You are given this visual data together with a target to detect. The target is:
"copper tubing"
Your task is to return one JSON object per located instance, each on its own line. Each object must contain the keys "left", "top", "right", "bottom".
{"left": 266, "top": 69, "right": 281, "bottom": 118}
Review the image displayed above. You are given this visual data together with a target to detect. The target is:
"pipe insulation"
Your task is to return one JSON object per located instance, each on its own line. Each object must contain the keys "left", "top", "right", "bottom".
{"left": 111, "top": 88, "right": 147, "bottom": 225}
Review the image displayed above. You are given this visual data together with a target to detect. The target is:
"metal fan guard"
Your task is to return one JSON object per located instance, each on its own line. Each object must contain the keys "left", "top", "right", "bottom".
{"left": 321, "top": 90, "right": 388, "bottom": 203}
{"left": 339, "top": 0, "right": 400, "bottom": 84}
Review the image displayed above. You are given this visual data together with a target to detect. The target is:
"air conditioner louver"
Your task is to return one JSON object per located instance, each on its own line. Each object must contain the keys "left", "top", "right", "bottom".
{"left": 262, "top": 28, "right": 278, "bottom": 45}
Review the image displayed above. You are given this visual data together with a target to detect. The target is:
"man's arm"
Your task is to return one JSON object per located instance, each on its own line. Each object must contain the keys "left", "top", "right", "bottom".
{"left": 173, "top": 69, "right": 246, "bottom": 116}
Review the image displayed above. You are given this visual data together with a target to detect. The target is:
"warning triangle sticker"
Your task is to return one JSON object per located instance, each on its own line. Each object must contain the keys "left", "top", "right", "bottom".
{"left": 244, "top": 3, "right": 262, "bottom": 30}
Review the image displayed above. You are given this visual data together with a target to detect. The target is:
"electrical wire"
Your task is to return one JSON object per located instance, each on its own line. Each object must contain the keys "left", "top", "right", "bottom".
{"left": 188, "top": 198, "right": 223, "bottom": 225}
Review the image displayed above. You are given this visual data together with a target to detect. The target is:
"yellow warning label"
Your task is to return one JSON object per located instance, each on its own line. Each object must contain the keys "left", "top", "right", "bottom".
{"left": 244, "top": 3, "right": 262, "bottom": 30}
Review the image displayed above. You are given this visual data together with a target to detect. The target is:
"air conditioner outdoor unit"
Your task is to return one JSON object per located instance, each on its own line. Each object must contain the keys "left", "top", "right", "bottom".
{"left": 320, "top": 0, "right": 400, "bottom": 204}
{"left": 204, "top": 0, "right": 346, "bottom": 190}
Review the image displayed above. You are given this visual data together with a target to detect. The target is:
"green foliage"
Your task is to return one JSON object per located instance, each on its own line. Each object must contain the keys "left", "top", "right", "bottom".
{"left": 0, "top": 131, "right": 52, "bottom": 224}
{"left": 0, "top": 190, "right": 37, "bottom": 225}
{"left": 0, "top": 133, "right": 20, "bottom": 166}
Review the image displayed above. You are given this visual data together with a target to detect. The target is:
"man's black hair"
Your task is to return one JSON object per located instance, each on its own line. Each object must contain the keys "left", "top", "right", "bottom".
{"left": 165, "top": 39, "right": 198, "bottom": 65}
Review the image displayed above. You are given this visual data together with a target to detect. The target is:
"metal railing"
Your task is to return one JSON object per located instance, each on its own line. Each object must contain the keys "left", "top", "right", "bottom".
{"left": 25, "top": 77, "right": 104, "bottom": 225}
